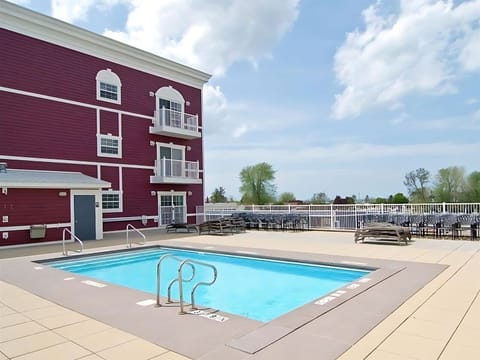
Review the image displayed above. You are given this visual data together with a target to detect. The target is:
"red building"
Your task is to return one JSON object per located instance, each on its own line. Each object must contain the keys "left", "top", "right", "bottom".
{"left": 0, "top": 2, "right": 211, "bottom": 246}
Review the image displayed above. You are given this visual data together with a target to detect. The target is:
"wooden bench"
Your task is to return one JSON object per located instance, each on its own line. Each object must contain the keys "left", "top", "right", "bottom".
{"left": 354, "top": 223, "right": 411, "bottom": 245}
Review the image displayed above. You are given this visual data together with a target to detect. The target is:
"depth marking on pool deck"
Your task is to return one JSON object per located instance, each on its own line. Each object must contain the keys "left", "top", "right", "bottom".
{"left": 189, "top": 309, "right": 229, "bottom": 322}
{"left": 315, "top": 277, "right": 372, "bottom": 306}
{"left": 81, "top": 280, "right": 107, "bottom": 288}
{"left": 136, "top": 299, "right": 157, "bottom": 306}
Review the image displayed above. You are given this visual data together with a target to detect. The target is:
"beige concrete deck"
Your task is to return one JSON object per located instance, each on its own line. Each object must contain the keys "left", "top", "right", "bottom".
{"left": 1, "top": 230, "right": 479, "bottom": 359}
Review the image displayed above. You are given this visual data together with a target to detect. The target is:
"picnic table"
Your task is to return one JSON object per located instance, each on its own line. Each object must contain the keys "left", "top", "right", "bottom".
{"left": 354, "top": 222, "right": 411, "bottom": 245}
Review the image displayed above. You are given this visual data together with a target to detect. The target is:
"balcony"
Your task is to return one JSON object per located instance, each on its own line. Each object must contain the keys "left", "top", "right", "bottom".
{"left": 149, "top": 108, "right": 200, "bottom": 139}
{"left": 150, "top": 158, "right": 202, "bottom": 184}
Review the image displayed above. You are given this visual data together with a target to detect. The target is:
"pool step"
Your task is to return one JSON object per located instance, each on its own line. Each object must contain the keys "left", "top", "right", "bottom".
{"left": 49, "top": 249, "right": 170, "bottom": 272}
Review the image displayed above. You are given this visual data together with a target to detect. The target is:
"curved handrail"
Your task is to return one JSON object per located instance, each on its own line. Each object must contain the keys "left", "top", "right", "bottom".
{"left": 62, "top": 228, "right": 84, "bottom": 256}
{"left": 126, "top": 224, "right": 146, "bottom": 248}
{"left": 178, "top": 259, "right": 217, "bottom": 314}
{"left": 156, "top": 254, "right": 193, "bottom": 306}
{"left": 166, "top": 263, "right": 195, "bottom": 303}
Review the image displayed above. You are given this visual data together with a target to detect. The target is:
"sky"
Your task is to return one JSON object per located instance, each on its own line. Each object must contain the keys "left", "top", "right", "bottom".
{"left": 9, "top": 0, "right": 480, "bottom": 201}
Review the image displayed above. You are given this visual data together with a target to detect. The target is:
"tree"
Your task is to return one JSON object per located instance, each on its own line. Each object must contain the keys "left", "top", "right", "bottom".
{"left": 210, "top": 187, "right": 227, "bottom": 203}
{"left": 239, "top": 162, "right": 276, "bottom": 204}
{"left": 432, "top": 166, "right": 466, "bottom": 202}
{"left": 465, "top": 171, "right": 480, "bottom": 202}
{"left": 277, "top": 192, "right": 296, "bottom": 204}
{"left": 404, "top": 168, "right": 430, "bottom": 203}
{"left": 333, "top": 195, "right": 355, "bottom": 204}
{"left": 310, "top": 192, "right": 329, "bottom": 204}
{"left": 390, "top": 192, "right": 409, "bottom": 203}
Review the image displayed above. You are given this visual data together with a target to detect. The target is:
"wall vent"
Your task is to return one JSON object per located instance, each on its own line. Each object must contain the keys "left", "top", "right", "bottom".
{"left": 0, "top": 162, "right": 7, "bottom": 173}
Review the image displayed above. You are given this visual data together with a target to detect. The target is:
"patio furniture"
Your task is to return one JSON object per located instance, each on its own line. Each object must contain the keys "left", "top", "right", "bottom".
{"left": 166, "top": 223, "right": 198, "bottom": 233}
{"left": 354, "top": 222, "right": 411, "bottom": 245}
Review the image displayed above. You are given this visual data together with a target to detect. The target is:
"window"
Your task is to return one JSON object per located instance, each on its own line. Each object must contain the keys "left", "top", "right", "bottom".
{"left": 96, "top": 69, "right": 121, "bottom": 104}
{"left": 99, "top": 82, "right": 118, "bottom": 101}
{"left": 97, "top": 134, "right": 122, "bottom": 158}
{"left": 102, "top": 191, "right": 122, "bottom": 213}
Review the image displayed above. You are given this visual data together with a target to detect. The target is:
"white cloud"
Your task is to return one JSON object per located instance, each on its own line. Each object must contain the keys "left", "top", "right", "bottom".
{"left": 466, "top": 97, "right": 479, "bottom": 105}
{"left": 332, "top": 0, "right": 480, "bottom": 120}
{"left": 50, "top": 0, "right": 128, "bottom": 23}
{"left": 103, "top": 0, "right": 300, "bottom": 77}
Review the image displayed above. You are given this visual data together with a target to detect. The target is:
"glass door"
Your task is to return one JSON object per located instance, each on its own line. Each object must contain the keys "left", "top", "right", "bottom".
{"left": 158, "top": 192, "right": 186, "bottom": 225}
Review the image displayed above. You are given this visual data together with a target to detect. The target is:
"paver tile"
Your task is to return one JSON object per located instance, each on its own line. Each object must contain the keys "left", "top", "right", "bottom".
{"left": 0, "top": 330, "right": 66, "bottom": 358}
{"left": 35, "top": 310, "right": 88, "bottom": 329}
{"left": 12, "top": 341, "right": 91, "bottom": 360}
{"left": 378, "top": 332, "right": 445, "bottom": 360}
{"left": 439, "top": 343, "right": 480, "bottom": 360}
{"left": 397, "top": 317, "right": 457, "bottom": 341}
{"left": 74, "top": 328, "right": 136, "bottom": 352}
{"left": 0, "top": 321, "right": 47, "bottom": 342}
{"left": 0, "top": 313, "right": 30, "bottom": 328}
{"left": 366, "top": 349, "right": 417, "bottom": 360}
{"left": 23, "top": 305, "right": 70, "bottom": 320}
{"left": 54, "top": 319, "right": 110, "bottom": 340}
{"left": 97, "top": 338, "right": 168, "bottom": 360}
{"left": 1, "top": 295, "right": 52, "bottom": 312}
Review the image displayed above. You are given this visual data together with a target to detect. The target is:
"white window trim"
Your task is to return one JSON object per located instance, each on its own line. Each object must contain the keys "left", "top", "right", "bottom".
{"left": 96, "top": 69, "right": 122, "bottom": 104}
{"left": 155, "top": 86, "right": 185, "bottom": 113}
{"left": 102, "top": 190, "right": 123, "bottom": 213}
{"left": 158, "top": 191, "right": 187, "bottom": 224}
{"left": 97, "top": 133, "right": 122, "bottom": 158}
{"left": 156, "top": 142, "right": 186, "bottom": 161}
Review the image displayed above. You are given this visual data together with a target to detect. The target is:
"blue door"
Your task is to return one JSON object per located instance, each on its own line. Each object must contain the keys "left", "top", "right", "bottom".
{"left": 74, "top": 195, "right": 96, "bottom": 240}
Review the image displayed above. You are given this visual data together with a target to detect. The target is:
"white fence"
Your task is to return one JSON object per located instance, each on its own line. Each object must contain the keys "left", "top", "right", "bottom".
{"left": 198, "top": 203, "right": 480, "bottom": 236}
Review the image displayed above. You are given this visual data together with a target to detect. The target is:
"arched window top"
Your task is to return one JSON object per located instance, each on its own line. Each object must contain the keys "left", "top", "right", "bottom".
{"left": 96, "top": 68, "right": 122, "bottom": 86}
{"left": 155, "top": 86, "right": 184, "bottom": 104}
{"left": 96, "top": 68, "right": 121, "bottom": 104}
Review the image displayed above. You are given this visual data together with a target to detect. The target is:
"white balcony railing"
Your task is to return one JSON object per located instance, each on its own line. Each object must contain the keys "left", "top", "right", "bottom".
{"left": 150, "top": 158, "right": 201, "bottom": 184}
{"left": 150, "top": 108, "right": 200, "bottom": 139}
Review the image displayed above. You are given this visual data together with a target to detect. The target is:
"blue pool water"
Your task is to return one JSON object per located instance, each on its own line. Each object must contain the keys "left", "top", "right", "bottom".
{"left": 47, "top": 248, "right": 369, "bottom": 322}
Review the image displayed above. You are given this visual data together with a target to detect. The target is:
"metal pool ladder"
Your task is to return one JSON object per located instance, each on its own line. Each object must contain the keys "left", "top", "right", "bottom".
{"left": 62, "top": 228, "right": 84, "bottom": 256}
{"left": 126, "top": 224, "right": 146, "bottom": 248}
{"left": 156, "top": 254, "right": 218, "bottom": 314}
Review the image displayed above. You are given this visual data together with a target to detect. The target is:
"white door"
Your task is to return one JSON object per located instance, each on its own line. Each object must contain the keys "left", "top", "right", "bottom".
{"left": 158, "top": 192, "right": 186, "bottom": 225}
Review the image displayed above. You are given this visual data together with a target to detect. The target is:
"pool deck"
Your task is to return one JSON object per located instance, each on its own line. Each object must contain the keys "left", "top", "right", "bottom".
{"left": 1, "top": 230, "right": 479, "bottom": 359}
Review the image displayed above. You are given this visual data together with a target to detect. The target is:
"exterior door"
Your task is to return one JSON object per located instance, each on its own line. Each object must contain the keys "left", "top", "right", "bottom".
{"left": 159, "top": 193, "right": 186, "bottom": 225}
{"left": 159, "top": 98, "right": 182, "bottom": 127}
{"left": 159, "top": 146, "right": 183, "bottom": 177}
{"left": 73, "top": 195, "right": 96, "bottom": 240}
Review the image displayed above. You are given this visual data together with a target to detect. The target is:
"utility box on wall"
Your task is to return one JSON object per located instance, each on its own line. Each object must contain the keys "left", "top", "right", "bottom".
{"left": 30, "top": 224, "right": 46, "bottom": 239}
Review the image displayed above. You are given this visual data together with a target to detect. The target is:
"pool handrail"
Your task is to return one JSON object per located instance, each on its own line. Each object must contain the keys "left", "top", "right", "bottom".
{"left": 156, "top": 254, "right": 218, "bottom": 314}
{"left": 178, "top": 258, "right": 218, "bottom": 314}
{"left": 167, "top": 263, "right": 195, "bottom": 303}
{"left": 126, "top": 224, "right": 146, "bottom": 248}
{"left": 62, "top": 228, "right": 84, "bottom": 256}
{"left": 156, "top": 253, "right": 190, "bottom": 306}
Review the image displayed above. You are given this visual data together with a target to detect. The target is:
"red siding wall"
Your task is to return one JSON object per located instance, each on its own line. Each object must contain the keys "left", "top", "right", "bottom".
{"left": 100, "top": 166, "right": 119, "bottom": 190}
{"left": 0, "top": 189, "right": 70, "bottom": 245}
{"left": 99, "top": 110, "right": 119, "bottom": 136}
{"left": 0, "top": 29, "right": 203, "bottom": 119}
{"left": 0, "top": 27, "right": 205, "bottom": 245}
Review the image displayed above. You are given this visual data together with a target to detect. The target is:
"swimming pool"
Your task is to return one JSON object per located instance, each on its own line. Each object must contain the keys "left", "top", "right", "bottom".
{"left": 47, "top": 247, "right": 370, "bottom": 322}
